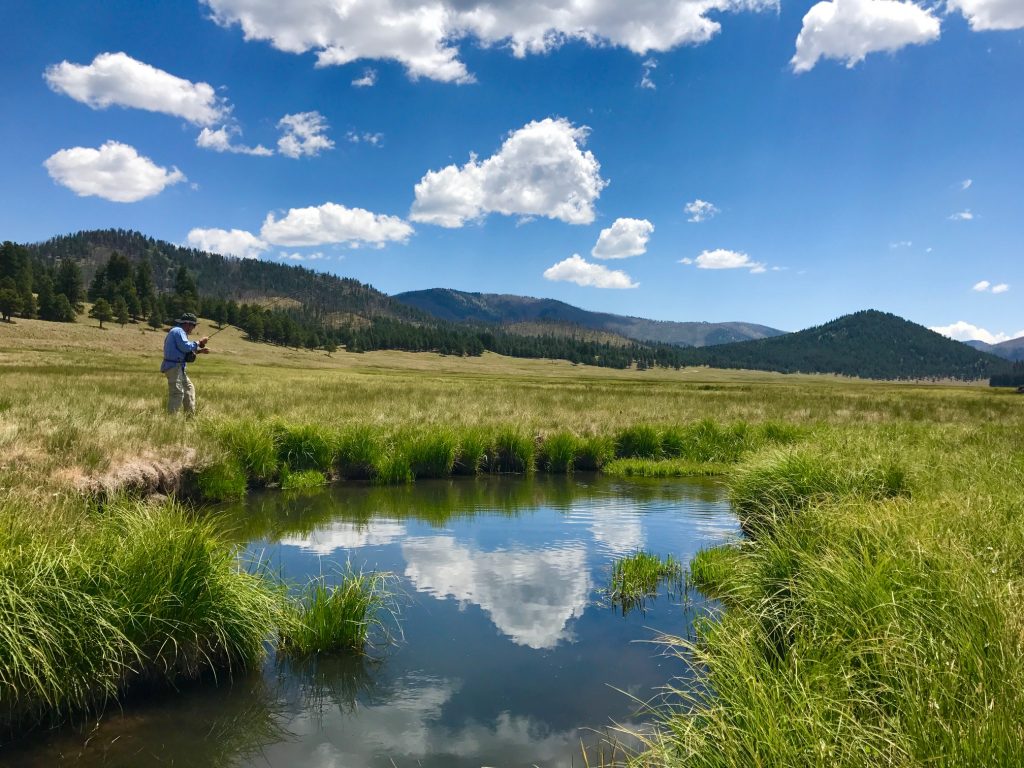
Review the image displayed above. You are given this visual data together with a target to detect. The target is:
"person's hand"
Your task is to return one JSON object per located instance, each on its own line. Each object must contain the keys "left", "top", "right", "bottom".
{"left": 198, "top": 337, "right": 209, "bottom": 347}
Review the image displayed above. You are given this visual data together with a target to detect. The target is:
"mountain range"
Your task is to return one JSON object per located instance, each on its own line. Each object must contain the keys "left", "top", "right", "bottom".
{"left": 394, "top": 288, "right": 785, "bottom": 347}
{"left": 964, "top": 338, "right": 1024, "bottom": 362}
{"left": 12, "top": 229, "right": 1017, "bottom": 381}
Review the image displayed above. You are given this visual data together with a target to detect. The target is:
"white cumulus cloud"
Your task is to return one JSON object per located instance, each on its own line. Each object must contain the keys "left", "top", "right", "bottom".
{"left": 44, "top": 141, "right": 186, "bottom": 203}
{"left": 347, "top": 131, "right": 384, "bottom": 146}
{"left": 948, "top": 0, "right": 1024, "bottom": 31}
{"left": 411, "top": 118, "right": 607, "bottom": 228}
{"left": 640, "top": 58, "right": 658, "bottom": 90}
{"left": 791, "top": 0, "right": 940, "bottom": 73}
{"left": 591, "top": 218, "right": 654, "bottom": 259}
{"left": 973, "top": 280, "right": 992, "bottom": 292}
{"left": 196, "top": 126, "right": 274, "bottom": 156}
{"left": 992, "top": 283, "right": 1010, "bottom": 294}
{"left": 949, "top": 209, "right": 974, "bottom": 221}
{"left": 543, "top": 254, "right": 638, "bottom": 289}
{"left": 260, "top": 202, "right": 414, "bottom": 247}
{"left": 186, "top": 227, "right": 269, "bottom": 259}
{"left": 44, "top": 52, "right": 228, "bottom": 126}
{"left": 202, "top": 0, "right": 775, "bottom": 84}
{"left": 277, "top": 111, "right": 334, "bottom": 158}
{"left": 685, "top": 199, "right": 719, "bottom": 222}
{"left": 930, "top": 321, "right": 1024, "bottom": 345}
{"left": 683, "top": 248, "right": 766, "bottom": 273}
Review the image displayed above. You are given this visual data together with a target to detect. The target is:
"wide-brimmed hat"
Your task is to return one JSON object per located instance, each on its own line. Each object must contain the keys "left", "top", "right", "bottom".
{"left": 175, "top": 312, "right": 199, "bottom": 326}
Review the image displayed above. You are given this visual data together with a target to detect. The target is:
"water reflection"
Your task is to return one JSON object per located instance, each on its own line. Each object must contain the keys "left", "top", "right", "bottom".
{"left": 403, "top": 537, "right": 591, "bottom": 649}
{"left": 8, "top": 475, "right": 739, "bottom": 768}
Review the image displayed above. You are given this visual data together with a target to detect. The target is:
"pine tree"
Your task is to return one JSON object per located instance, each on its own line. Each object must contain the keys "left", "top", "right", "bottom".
{"left": 56, "top": 259, "right": 84, "bottom": 311}
{"left": 0, "top": 280, "right": 22, "bottom": 322}
{"left": 113, "top": 296, "right": 130, "bottom": 327}
{"left": 148, "top": 296, "right": 165, "bottom": 330}
{"left": 90, "top": 298, "right": 113, "bottom": 328}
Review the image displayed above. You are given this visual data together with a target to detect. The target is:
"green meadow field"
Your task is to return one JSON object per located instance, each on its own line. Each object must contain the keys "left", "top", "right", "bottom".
{"left": 2, "top": 315, "right": 1023, "bottom": 765}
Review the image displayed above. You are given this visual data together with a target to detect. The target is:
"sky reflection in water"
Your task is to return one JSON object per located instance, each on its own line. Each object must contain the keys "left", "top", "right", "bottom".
{"left": 9, "top": 475, "right": 738, "bottom": 768}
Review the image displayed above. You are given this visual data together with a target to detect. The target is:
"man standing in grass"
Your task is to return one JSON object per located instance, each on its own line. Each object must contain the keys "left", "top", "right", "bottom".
{"left": 161, "top": 312, "right": 209, "bottom": 416}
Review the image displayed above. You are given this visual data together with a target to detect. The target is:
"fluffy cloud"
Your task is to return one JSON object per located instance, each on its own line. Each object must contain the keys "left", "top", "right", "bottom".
{"left": 352, "top": 68, "right": 378, "bottom": 87}
{"left": 44, "top": 52, "right": 227, "bottom": 125}
{"left": 277, "top": 111, "right": 334, "bottom": 158}
{"left": 791, "top": 0, "right": 940, "bottom": 73}
{"left": 681, "top": 248, "right": 766, "bottom": 273}
{"left": 685, "top": 199, "right": 719, "bottom": 222}
{"left": 412, "top": 118, "right": 607, "bottom": 228}
{"left": 260, "top": 202, "right": 414, "bottom": 247}
{"left": 196, "top": 126, "right": 274, "bottom": 156}
{"left": 973, "top": 280, "right": 991, "bottom": 292}
{"left": 961, "top": 178, "right": 973, "bottom": 190}
{"left": 202, "top": 0, "right": 774, "bottom": 84}
{"left": 186, "top": 227, "right": 269, "bottom": 259}
{"left": 44, "top": 141, "right": 186, "bottom": 202}
{"left": 949, "top": 209, "right": 974, "bottom": 221}
{"left": 992, "top": 283, "right": 1010, "bottom": 294}
{"left": 930, "top": 321, "right": 1024, "bottom": 345}
{"left": 543, "top": 254, "right": 638, "bottom": 289}
{"left": 591, "top": 218, "right": 654, "bottom": 259}
{"left": 948, "top": 0, "right": 1024, "bottom": 31}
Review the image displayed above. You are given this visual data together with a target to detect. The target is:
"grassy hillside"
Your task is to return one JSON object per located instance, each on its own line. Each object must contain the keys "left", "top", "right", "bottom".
{"left": 394, "top": 288, "right": 785, "bottom": 347}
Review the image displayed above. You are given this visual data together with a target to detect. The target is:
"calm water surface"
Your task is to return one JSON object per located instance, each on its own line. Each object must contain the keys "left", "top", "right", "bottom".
{"left": 7, "top": 475, "right": 738, "bottom": 768}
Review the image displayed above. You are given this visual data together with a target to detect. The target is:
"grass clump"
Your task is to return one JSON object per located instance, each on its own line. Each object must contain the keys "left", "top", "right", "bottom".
{"left": 216, "top": 421, "right": 278, "bottom": 485}
{"left": 454, "top": 428, "right": 490, "bottom": 475}
{"left": 576, "top": 434, "right": 616, "bottom": 471}
{"left": 275, "top": 423, "right": 336, "bottom": 473}
{"left": 407, "top": 429, "right": 459, "bottom": 479}
{"left": 616, "top": 424, "right": 663, "bottom": 459}
{"left": 195, "top": 455, "right": 248, "bottom": 501}
{"left": 606, "top": 550, "right": 684, "bottom": 615}
{"left": 491, "top": 426, "right": 536, "bottom": 473}
{"left": 335, "top": 426, "right": 383, "bottom": 481}
{"left": 279, "top": 570, "right": 393, "bottom": 656}
{"left": 730, "top": 446, "right": 909, "bottom": 532}
{"left": 539, "top": 431, "right": 579, "bottom": 473}
{"left": 280, "top": 468, "right": 328, "bottom": 491}
{"left": 0, "top": 497, "right": 281, "bottom": 732}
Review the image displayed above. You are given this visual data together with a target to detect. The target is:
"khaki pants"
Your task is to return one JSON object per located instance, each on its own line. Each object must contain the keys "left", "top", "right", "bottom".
{"left": 165, "top": 367, "right": 196, "bottom": 415}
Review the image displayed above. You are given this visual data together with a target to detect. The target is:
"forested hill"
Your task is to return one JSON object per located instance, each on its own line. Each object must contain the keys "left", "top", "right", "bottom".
{"left": 394, "top": 288, "right": 785, "bottom": 347}
{"left": 682, "top": 310, "right": 1010, "bottom": 380}
{"left": 27, "top": 229, "right": 427, "bottom": 323}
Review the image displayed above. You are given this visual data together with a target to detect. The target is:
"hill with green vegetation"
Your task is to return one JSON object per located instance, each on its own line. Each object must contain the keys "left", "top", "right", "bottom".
{"left": 393, "top": 288, "right": 785, "bottom": 347}
{"left": 683, "top": 310, "right": 1010, "bottom": 380}
{"left": 4, "top": 231, "right": 1012, "bottom": 381}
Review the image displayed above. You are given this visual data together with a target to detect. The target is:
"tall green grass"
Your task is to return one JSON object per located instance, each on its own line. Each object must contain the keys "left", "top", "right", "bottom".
{"left": 729, "top": 446, "right": 909, "bottom": 532}
{"left": 491, "top": 426, "right": 536, "bottom": 474}
{"left": 606, "top": 551, "right": 684, "bottom": 615}
{"left": 540, "top": 431, "right": 579, "bottom": 473}
{"left": 628, "top": 427, "right": 1024, "bottom": 767}
{"left": 278, "top": 569, "right": 394, "bottom": 656}
{"left": 0, "top": 497, "right": 281, "bottom": 732}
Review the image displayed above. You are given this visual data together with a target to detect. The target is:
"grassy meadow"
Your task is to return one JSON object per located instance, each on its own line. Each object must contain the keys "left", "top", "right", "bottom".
{"left": 1, "top": 314, "right": 1023, "bottom": 764}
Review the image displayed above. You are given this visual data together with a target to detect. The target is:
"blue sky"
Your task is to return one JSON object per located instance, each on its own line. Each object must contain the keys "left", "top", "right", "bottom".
{"left": 1, "top": 0, "right": 1021, "bottom": 341}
